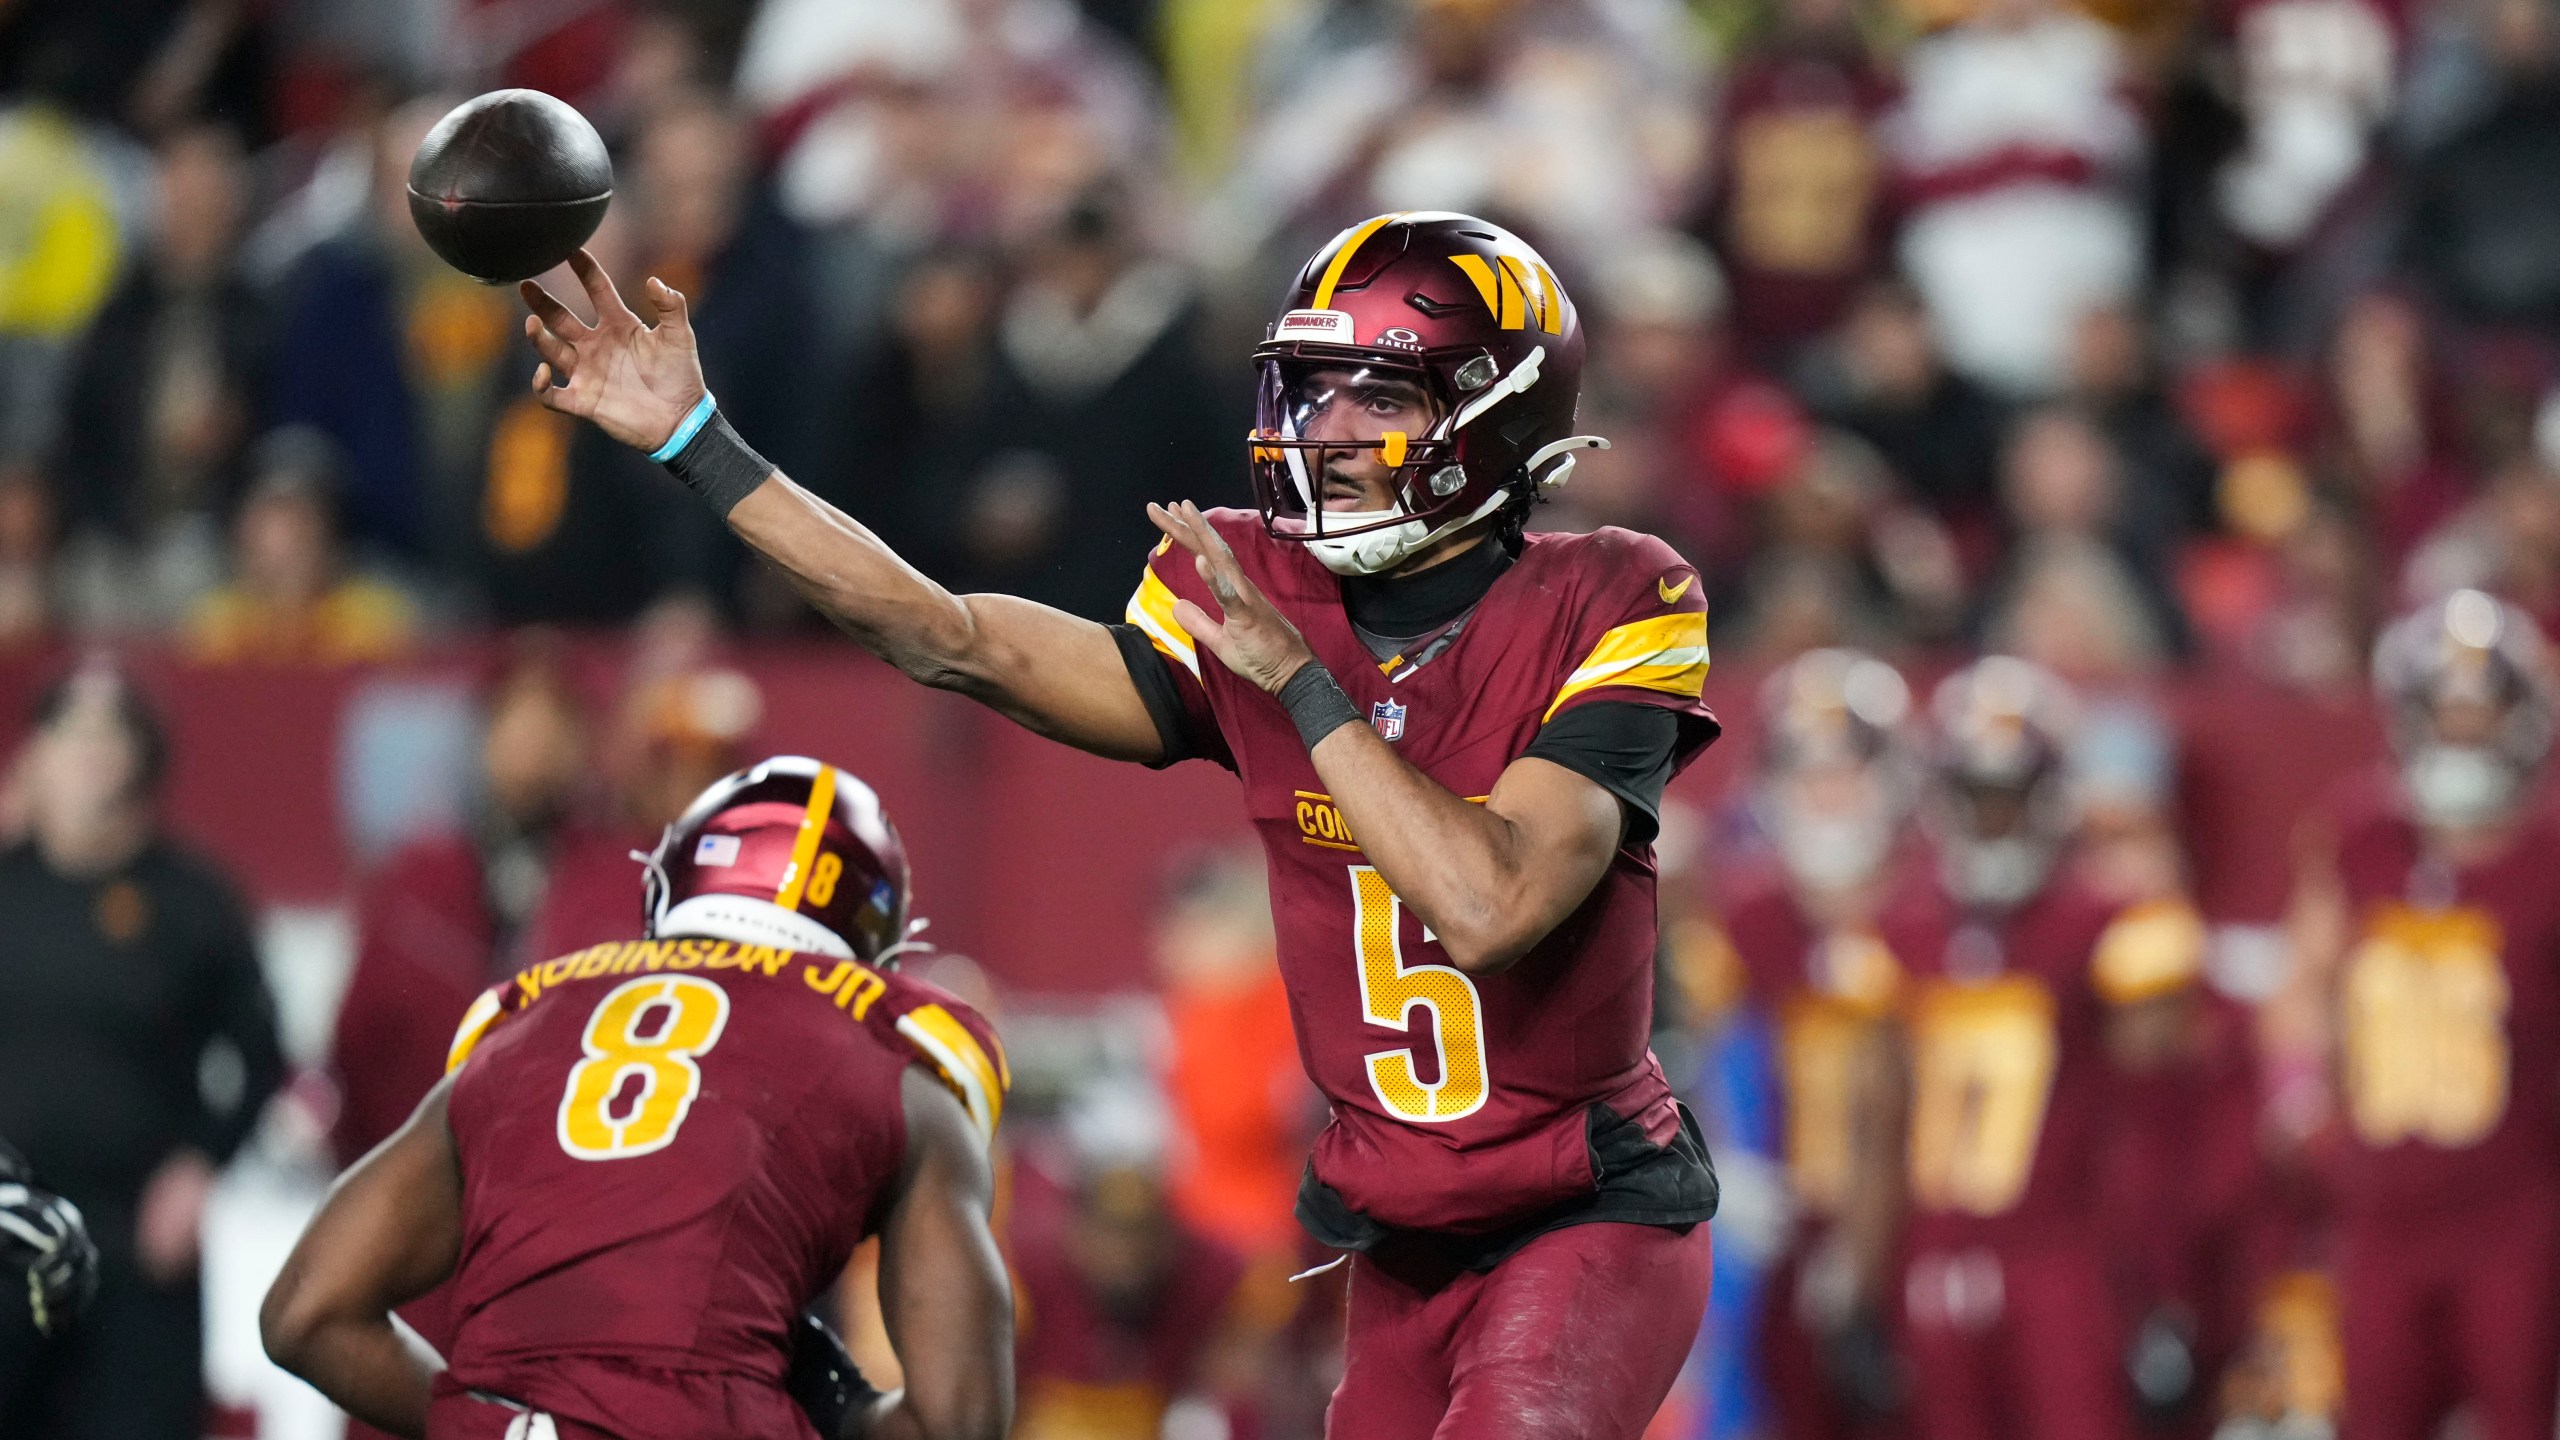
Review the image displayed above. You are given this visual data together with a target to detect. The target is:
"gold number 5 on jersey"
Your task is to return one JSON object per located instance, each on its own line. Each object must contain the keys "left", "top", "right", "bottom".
{"left": 1351, "top": 867, "right": 1489, "bottom": 1122}
{"left": 557, "top": 975, "right": 732, "bottom": 1160}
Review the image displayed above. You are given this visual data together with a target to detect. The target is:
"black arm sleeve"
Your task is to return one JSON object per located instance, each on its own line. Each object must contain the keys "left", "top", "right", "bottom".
{"left": 1109, "top": 623, "right": 1221, "bottom": 770}
{"left": 1521, "top": 701, "right": 1689, "bottom": 847}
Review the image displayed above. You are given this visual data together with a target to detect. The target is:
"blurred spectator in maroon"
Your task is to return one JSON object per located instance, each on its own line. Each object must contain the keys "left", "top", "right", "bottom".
{"left": 1724, "top": 428, "right": 1967, "bottom": 658}
{"left": 473, "top": 92, "right": 815, "bottom": 624}
{"left": 1886, "top": 0, "right": 2146, "bottom": 397}
{"left": 266, "top": 94, "right": 512, "bottom": 567}
{"left": 54, "top": 121, "right": 265, "bottom": 628}
{"left": 1153, "top": 847, "right": 1307, "bottom": 1263}
{"left": 326, "top": 645, "right": 603, "bottom": 1167}
{"left": 2403, "top": 0, "right": 2560, "bottom": 333}
{"left": 905, "top": 186, "right": 1230, "bottom": 620}
{"left": 1009, "top": 1090, "right": 1274, "bottom": 1440}
{"left": 184, "top": 428, "right": 416, "bottom": 665}
{"left": 1810, "top": 278, "right": 2010, "bottom": 545}
{"left": 2067, "top": 302, "right": 2219, "bottom": 543}
{"left": 1698, "top": 0, "right": 1899, "bottom": 368}
{"left": 1220, "top": 0, "right": 1705, "bottom": 272}
{"left": 2314, "top": 291, "right": 2469, "bottom": 566}
{"left": 1978, "top": 406, "right": 2194, "bottom": 674}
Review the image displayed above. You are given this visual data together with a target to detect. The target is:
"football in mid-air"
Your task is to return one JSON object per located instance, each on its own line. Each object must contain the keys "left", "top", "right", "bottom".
{"left": 407, "top": 89, "right": 611, "bottom": 285}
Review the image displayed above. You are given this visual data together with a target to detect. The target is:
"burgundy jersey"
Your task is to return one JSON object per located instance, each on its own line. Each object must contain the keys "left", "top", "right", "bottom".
{"left": 1881, "top": 874, "right": 2203, "bottom": 1245}
{"left": 1722, "top": 863, "right": 1905, "bottom": 1221}
{"left": 1126, "top": 512, "right": 1717, "bottom": 1233}
{"left": 431, "top": 938, "right": 1008, "bottom": 1436}
{"left": 2325, "top": 780, "right": 2560, "bottom": 1218}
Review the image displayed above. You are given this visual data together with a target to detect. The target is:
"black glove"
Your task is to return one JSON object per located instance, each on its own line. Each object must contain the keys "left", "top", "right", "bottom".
{"left": 786, "top": 1311, "right": 884, "bottom": 1440}
{"left": 1820, "top": 1309, "right": 1906, "bottom": 1424}
{"left": 0, "top": 1174, "right": 100, "bottom": 1336}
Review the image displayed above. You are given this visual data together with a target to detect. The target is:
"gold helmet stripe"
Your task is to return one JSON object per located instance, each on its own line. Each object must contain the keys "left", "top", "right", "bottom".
{"left": 774, "top": 763, "right": 841, "bottom": 910}
{"left": 1312, "top": 212, "right": 1407, "bottom": 310}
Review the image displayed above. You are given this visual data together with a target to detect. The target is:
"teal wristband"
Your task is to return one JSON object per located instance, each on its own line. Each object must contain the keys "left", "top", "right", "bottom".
{"left": 649, "top": 392, "right": 718, "bottom": 463}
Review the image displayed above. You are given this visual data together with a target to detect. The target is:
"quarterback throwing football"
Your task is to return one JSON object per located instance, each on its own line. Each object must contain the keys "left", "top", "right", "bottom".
{"left": 522, "top": 212, "right": 1720, "bottom": 1437}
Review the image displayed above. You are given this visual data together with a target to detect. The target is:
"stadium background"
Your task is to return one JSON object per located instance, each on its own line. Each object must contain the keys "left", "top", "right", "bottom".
{"left": 0, "top": 0, "right": 2540, "bottom": 1434}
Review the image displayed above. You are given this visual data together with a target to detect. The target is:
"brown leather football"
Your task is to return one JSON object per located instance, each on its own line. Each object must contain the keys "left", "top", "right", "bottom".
{"left": 406, "top": 90, "right": 612, "bottom": 285}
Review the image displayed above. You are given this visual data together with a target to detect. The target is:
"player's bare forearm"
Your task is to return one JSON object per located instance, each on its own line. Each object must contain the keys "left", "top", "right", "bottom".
{"left": 866, "top": 1068, "right": 1012, "bottom": 1440}
{"left": 1311, "top": 725, "right": 1622, "bottom": 975}
{"left": 726, "top": 478, "right": 1164, "bottom": 761}
{"left": 262, "top": 1082, "right": 464, "bottom": 1438}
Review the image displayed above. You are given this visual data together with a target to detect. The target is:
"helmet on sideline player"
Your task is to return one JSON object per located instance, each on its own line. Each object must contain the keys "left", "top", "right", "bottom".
{"left": 637, "top": 755, "right": 915, "bottom": 964}
{"left": 2374, "top": 588, "right": 2557, "bottom": 830}
{"left": 1752, "top": 649, "right": 1915, "bottom": 893}
{"left": 1926, "top": 657, "right": 2080, "bottom": 909}
{"left": 1249, "top": 211, "right": 1608, "bottom": 575}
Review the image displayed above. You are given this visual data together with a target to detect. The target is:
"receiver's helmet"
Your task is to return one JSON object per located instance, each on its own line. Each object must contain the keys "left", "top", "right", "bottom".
{"left": 2374, "top": 588, "right": 2556, "bottom": 829}
{"left": 1754, "top": 649, "right": 1915, "bottom": 893}
{"left": 1927, "top": 657, "right": 2080, "bottom": 910}
{"left": 1250, "top": 211, "right": 1607, "bottom": 575}
{"left": 639, "top": 756, "right": 912, "bottom": 964}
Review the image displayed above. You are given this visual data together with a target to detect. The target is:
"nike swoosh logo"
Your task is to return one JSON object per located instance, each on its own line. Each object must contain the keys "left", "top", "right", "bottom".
{"left": 1659, "top": 574, "right": 1694, "bottom": 605}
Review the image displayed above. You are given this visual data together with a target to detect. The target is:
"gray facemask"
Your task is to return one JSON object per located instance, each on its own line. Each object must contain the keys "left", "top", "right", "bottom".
{"left": 2402, "top": 744, "right": 2522, "bottom": 830}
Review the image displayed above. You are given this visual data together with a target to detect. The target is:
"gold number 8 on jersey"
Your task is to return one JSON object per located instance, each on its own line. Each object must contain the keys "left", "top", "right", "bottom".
{"left": 557, "top": 975, "right": 732, "bottom": 1160}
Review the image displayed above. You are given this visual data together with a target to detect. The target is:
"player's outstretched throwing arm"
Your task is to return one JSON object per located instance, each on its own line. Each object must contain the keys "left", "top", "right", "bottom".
{"left": 517, "top": 250, "right": 1164, "bottom": 763}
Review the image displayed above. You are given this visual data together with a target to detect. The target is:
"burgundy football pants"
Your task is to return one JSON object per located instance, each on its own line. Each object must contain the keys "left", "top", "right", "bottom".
{"left": 1327, "top": 1219, "right": 1715, "bottom": 1440}
{"left": 2338, "top": 1181, "right": 2560, "bottom": 1440}
{"left": 1898, "top": 1230, "right": 2130, "bottom": 1440}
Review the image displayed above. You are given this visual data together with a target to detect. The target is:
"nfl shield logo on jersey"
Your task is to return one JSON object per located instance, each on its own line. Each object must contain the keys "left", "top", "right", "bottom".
{"left": 1371, "top": 699, "right": 1407, "bottom": 742}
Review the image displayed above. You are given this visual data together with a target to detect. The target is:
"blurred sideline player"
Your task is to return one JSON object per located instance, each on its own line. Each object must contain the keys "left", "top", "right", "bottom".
{"left": 1885, "top": 658, "right": 2207, "bottom": 1440}
{"left": 1, "top": 1135, "right": 98, "bottom": 1337}
{"left": 1723, "top": 649, "right": 1917, "bottom": 1440}
{"left": 519, "top": 211, "right": 1721, "bottom": 1438}
{"left": 260, "top": 758, "right": 1013, "bottom": 1440}
{"left": 2281, "top": 590, "right": 2560, "bottom": 1440}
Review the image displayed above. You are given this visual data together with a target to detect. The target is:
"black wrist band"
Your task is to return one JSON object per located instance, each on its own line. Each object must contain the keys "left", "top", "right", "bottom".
{"left": 1279, "top": 662, "right": 1361, "bottom": 749}
{"left": 661, "top": 406, "right": 774, "bottom": 516}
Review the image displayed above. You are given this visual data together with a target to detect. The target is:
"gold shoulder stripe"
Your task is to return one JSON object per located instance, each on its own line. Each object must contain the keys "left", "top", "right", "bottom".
{"left": 445, "top": 987, "right": 506, "bottom": 1074}
{"left": 898, "top": 1004, "right": 1007, "bottom": 1141}
{"left": 1545, "top": 611, "right": 1709, "bottom": 720}
{"left": 1312, "top": 213, "right": 1404, "bottom": 310}
{"left": 1125, "top": 566, "right": 1199, "bottom": 678}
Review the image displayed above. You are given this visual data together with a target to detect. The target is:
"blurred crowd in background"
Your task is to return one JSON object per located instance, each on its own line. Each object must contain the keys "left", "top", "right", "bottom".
{"left": 9, "top": 0, "right": 2560, "bottom": 1436}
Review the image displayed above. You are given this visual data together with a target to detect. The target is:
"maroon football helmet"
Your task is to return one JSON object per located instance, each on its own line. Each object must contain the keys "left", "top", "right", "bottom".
{"left": 639, "top": 756, "right": 913, "bottom": 964}
{"left": 1250, "top": 211, "right": 1606, "bottom": 574}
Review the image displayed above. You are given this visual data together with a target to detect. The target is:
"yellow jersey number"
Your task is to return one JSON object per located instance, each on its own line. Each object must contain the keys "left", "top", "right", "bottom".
{"left": 1907, "top": 975, "right": 2058, "bottom": 1217}
{"left": 556, "top": 974, "right": 731, "bottom": 1160}
{"left": 1350, "top": 867, "right": 1489, "bottom": 1123}
{"left": 2342, "top": 905, "right": 2510, "bottom": 1148}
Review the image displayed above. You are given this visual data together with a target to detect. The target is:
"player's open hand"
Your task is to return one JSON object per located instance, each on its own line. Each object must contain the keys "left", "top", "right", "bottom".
{"left": 1149, "top": 501, "right": 1319, "bottom": 694}
{"left": 519, "top": 249, "right": 706, "bottom": 454}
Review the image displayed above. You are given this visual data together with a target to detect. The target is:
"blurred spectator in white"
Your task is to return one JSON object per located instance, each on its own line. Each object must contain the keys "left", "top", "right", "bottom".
{"left": 1216, "top": 0, "right": 1707, "bottom": 272}
{"left": 1697, "top": 0, "right": 1901, "bottom": 367}
{"left": 183, "top": 427, "right": 417, "bottom": 664}
{"left": 2212, "top": 0, "right": 2400, "bottom": 257}
{"left": 54, "top": 121, "right": 267, "bottom": 629}
{"left": 2402, "top": 0, "right": 2560, "bottom": 332}
{"left": 1886, "top": 0, "right": 2146, "bottom": 396}
{"left": 1979, "top": 406, "right": 2192, "bottom": 676}
{"left": 0, "top": 665, "right": 284, "bottom": 1440}
{"left": 1809, "top": 277, "right": 2009, "bottom": 537}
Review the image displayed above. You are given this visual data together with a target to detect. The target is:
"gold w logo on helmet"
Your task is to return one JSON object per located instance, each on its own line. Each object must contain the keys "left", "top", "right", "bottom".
{"left": 1447, "top": 254, "right": 1566, "bottom": 334}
